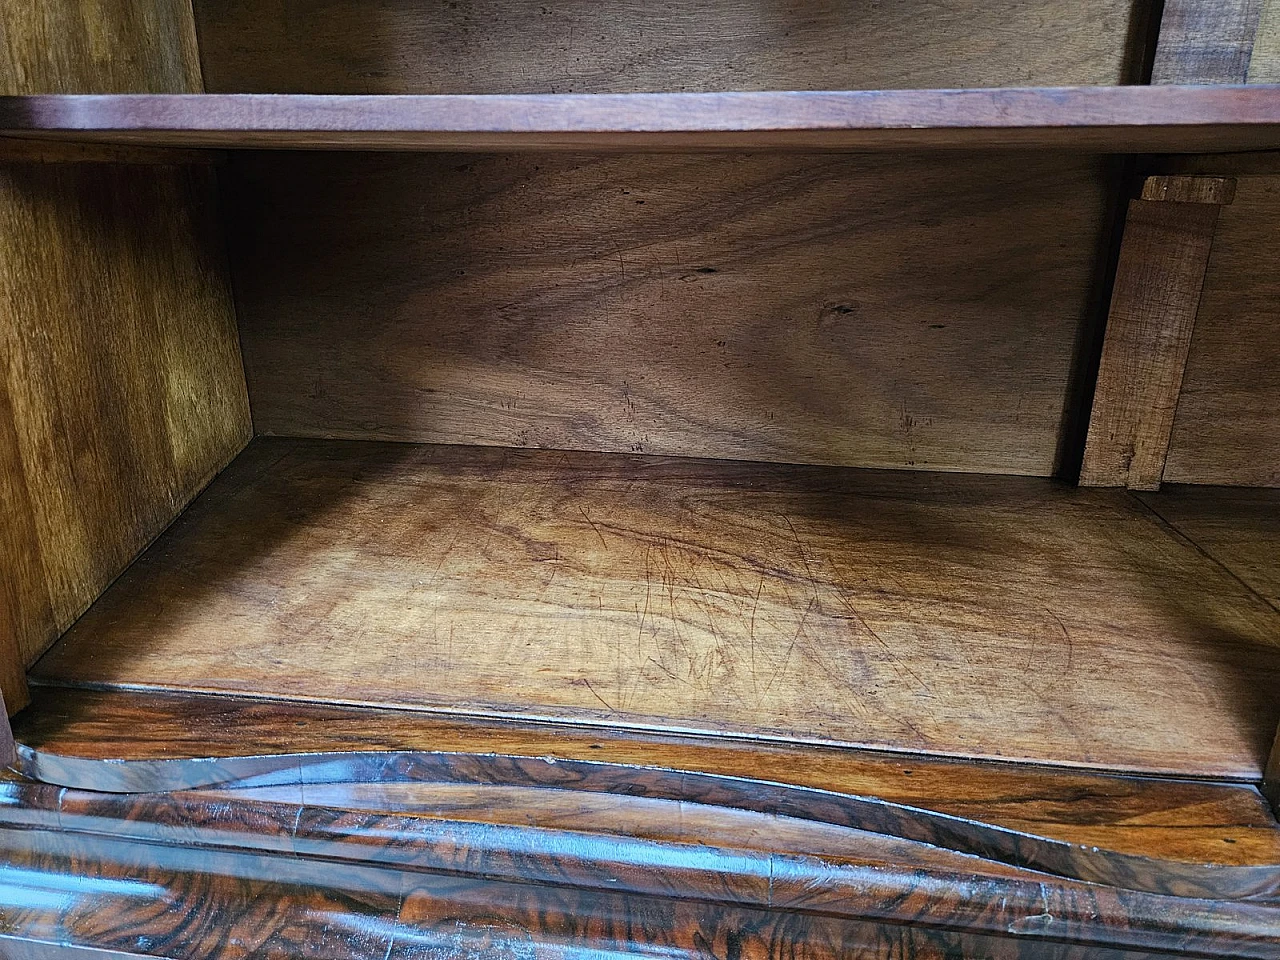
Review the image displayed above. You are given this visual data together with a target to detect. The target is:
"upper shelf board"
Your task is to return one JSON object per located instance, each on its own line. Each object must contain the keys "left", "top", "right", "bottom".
{"left": 3, "top": 87, "right": 1280, "bottom": 152}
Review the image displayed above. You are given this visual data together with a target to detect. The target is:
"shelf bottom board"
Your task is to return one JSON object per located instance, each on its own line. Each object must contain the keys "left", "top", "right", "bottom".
{"left": 31, "top": 437, "right": 1280, "bottom": 778}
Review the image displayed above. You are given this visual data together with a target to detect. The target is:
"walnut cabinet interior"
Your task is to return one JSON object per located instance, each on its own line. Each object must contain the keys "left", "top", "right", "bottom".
{"left": 2, "top": 1, "right": 1280, "bottom": 957}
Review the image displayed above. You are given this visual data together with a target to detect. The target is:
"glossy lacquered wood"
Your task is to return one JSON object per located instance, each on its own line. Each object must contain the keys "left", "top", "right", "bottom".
{"left": 6, "top": 87, "right": 1280, "bottom": 152}
{"left": 20, "top": 687, "right": 1280, "bottom": 867}
{"left": 20, "top": 686, "right": 1280, "bottom": 867}
{"left": 1, "top": 743, "right": 1278, "bottom": 957}
{"left": 7, "top": 687, "right": 1280, "bottom": 957}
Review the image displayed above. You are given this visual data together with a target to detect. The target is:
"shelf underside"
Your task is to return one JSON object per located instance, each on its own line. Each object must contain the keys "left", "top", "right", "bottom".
{"left": 4, "top": 87, "right": 1280, "bottom": 152}
{"left": 32, "top": 438, "right": 1280, "bottom": 779}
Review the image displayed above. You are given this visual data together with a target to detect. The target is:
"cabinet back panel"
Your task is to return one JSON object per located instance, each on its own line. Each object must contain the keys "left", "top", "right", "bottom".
{"left": 1165, "top": 175, "right": 1280, "bottom": 487}
{"left": 192, "top": 0, "right": 1146, "bottom": 94}
{"left": 231, "top": 151, "right": 1113, "bottom": 475}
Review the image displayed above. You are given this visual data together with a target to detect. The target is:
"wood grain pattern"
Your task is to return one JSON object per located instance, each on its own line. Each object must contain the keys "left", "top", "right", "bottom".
{"left": 3, "top": 805, "right": 1275, "bottom": 960}
{"left": 1137, "top": 485, "right": 1280, "bottom": 610}
{"left": 0, "top": 0, "right": 201, "bottom": 95}
{"left": 0, "top": 0, "right": 242, "bottom": 715}
{"left": 231, "top": 150, "right": 1111, "bottom": 475}
{"left": 1151, "top": 0, "right": 1265, "bottom": 83}
{"left": 1133, "top": 485, "right": 1280, "bottom": 810}
{"left": 29, "top": 438, "right": 1280, "bottom": 778}
{"left": 0, "top": 743, "right": 1278, "bottom": 958}
{"left": 1251, "top": 0, "right": 1280, "bottom": 81}
{"left": 15, "top": 687, "right": 1280, "bottom": 868}
{"left": 1140, "top": 174, "right": 1238, "bottom": 203}
{"left": 1164, "top": 175, "right": 1280, "bottom": 486}
{"left": 9, "top": 88, "right": 1280, "bottom": 153}
{"left": 0, "top": 163, "right": 252, "bottom": 682}
{"left": 189, "top": 0, "right": 1141, "bottom": 95}
{"left": 16, "top": 747, "right": 1277, "bottom": 902}
{"left": 1080, "top": 180, "right": 1228, "bottom": 490}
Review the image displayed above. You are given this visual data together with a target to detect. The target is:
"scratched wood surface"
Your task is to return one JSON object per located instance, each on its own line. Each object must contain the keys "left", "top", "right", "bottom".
{"left": 30, "top": 438, "right": 1280, "bottom": 778}
{"left": 1164, "top": 175, "right": 1280, "bottom": 487}
{"left": 190, "top": 0, "right": 1142, "bottom": 95}
{"left": 15, "top": 686, "right": 1280, "bottom": 867}
{"left": 230, "top": 150, "right": 1112, "bottom": 476}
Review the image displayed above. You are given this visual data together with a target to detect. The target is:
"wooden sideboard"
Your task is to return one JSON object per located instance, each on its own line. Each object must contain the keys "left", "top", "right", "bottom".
{"left": 2, "top": 1, "right": 1279, "bottom": 956}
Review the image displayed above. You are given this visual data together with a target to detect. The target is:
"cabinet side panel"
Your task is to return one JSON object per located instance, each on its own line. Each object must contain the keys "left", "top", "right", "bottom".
{"left": 232, "top": 151, "right": 1112, "bottom": 476}
{"left": 0, "top": 2, "right": 250, "bottom": 711}
{"left": 0, "top": 164, "right": 252, "bottom": 673}
{"left": 0, "top": 0, "right": 201, "bottom": 94}
{"left": 1164, "top": 175, "right": 1280, "bottom": 486}
{"left": 191, "top": 0, "right": 1146, "bottom": 94}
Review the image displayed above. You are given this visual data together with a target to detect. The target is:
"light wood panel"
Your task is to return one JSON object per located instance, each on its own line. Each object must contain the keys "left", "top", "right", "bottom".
{"left": 0, "top": 0, "right": 200, "bottom": 94}
{"left": 1151, "top": 0, "right": 1265, "bottom": 83}
{"left": 1164, "top": 175, "right": 1280, "bottom": 486}
{"left": 0, "top": 164, "right": 252, "bottom": 681}
{"left": 9, "top": 88, "right": 1280, "bottom": 153}
{"left": 32, "top": 438, "right": 1280, "bottom": 778}
{"left": 190, "top": 0, "right": 1141, "bottom": 95}
{"left": 231, "top": 150, "right": 1112, "bottom": 475}
{"left": 1080, "top": 178, "right": 1230, "bottom": 490}
{"left": 0, "top": 0, "right": 245, "bottom": 715}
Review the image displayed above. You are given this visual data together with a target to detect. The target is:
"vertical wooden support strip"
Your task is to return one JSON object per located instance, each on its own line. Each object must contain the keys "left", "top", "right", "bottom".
{"left": 1151, "top": 0, "right": 1265, "bottom": 83}
{"left": 1080, "top": 177, "right": 1234, "bottom": 491}
{"left": 0, "top": 689, "right": 13, "bottom": 767}
{"left": 1248, "top": 0, "right": 1280, "bottom": 80}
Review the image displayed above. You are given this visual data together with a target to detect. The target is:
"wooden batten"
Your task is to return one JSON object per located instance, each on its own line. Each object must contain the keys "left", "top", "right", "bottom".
{"left": 1079, "top": 176, "right": 1233, "bottom": 490}
{"left": 1248, "top": 0, "right": 1280, "bottom": 80}
{"left": 1151, "top": 0, "right": 1267, "bottom": 83}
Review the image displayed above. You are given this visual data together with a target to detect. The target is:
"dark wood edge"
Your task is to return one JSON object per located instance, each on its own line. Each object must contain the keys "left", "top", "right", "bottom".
{"left": 1151, "top": 149, "right": 1280, "bottom": 174}
{"left": 0, "top": 694, "right": 13, "bottom": 768}
{"left": 10, "top": 743, "right": 1280, "bottom": 904}
{"left": 1266, "top": 725, "right": 1280, "bottom": 815}
{"left": 0, "top": 136, "right": 223, "bottom": 164}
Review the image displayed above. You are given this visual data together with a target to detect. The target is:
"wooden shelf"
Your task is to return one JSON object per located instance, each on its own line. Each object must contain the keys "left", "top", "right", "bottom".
{"left": 3, "top": 87, "right": 1280, "bottom": 152}
{"left": 31, "top": 438, "right": 1280, "bottom": 779}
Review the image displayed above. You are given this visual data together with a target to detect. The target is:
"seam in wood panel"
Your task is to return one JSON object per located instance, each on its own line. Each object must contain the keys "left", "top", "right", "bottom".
{"left": 24, "top": 676, "right": 1274, "bottom": 788}
{"left": 1128, "top": 492, "right": 1280, "bottom": 618}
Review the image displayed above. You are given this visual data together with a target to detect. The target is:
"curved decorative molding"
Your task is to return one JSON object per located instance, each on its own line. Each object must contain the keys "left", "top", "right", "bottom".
{"left": 14, "top": 743, "right": 1280, "bottom": 903}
